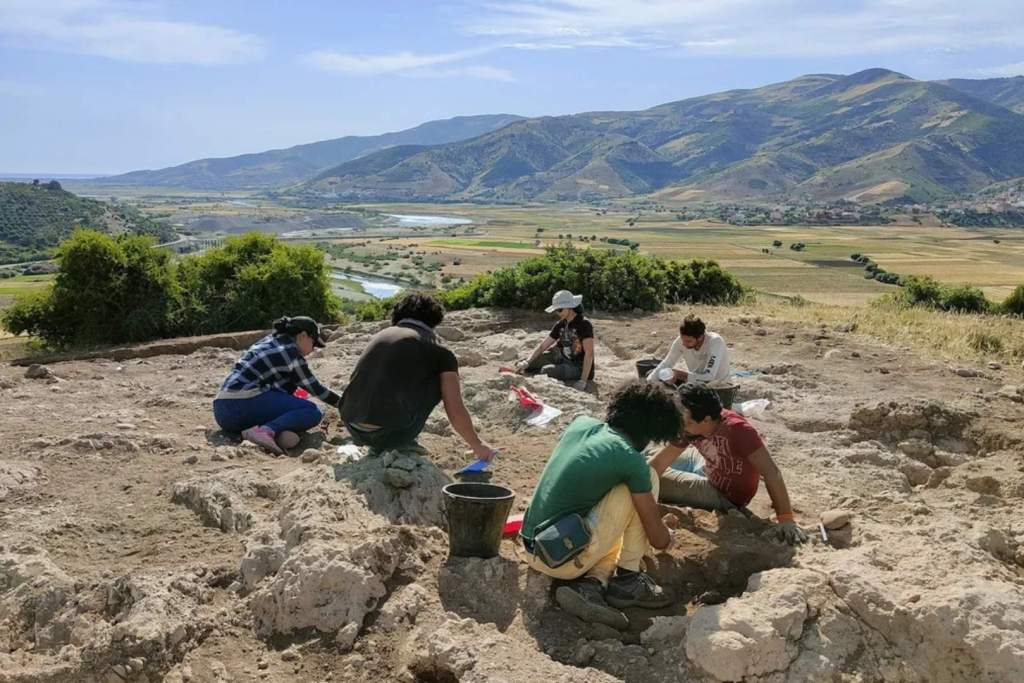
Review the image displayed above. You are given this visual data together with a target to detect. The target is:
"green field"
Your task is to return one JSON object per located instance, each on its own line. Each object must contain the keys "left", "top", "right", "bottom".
{"left": 0, "top": 273, "right": 54, "bottom": 306}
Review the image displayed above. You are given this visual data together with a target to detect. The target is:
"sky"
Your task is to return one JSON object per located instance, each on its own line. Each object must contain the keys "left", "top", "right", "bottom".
{"left": 1, "top": 0, "right": 1023, "bottom": 175}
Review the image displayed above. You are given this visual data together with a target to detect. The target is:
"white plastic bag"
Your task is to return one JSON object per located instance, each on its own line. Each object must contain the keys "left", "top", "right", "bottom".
{"left": 525, "top": 403, "right": 562, "bottom": 427}
{"left": 336, "top": 444, "right": 365, "bottom": 462}
{"left": 734, "top": 399, "right": 770, "bottom": 418}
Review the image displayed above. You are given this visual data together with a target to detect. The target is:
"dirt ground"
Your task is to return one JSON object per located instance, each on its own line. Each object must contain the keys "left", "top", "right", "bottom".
{"left": 2, "top": 306, "right": 1023, "bottom": 682}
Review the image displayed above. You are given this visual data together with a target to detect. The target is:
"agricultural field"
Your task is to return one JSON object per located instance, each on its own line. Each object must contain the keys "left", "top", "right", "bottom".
{"left": 344, "top": 203, "right": 1024, "bottom": 306}
{"left": 0, "top": 273, "right": 54, "bottom": 308}
{"left": 43, "top": 188, "right": 1024, "bottom": 307}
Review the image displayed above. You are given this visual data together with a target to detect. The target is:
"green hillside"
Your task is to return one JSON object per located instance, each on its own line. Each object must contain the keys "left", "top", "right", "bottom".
{"left": 939, "top": 76, "right": 1024, "bottom": 114}
{"left": 299, "top": 69, "right": 1024, "bottom": 204}
{"left": 96, "top": 114, "right": 522, "bottom": 190}
{"left": 0, "top": 181, "right": 173, "bottom": 264}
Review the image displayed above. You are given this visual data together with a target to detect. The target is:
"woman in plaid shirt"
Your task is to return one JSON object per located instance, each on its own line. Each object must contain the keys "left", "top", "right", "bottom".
{"left": 213, "top": 316, "right": 340, "bottom": 454}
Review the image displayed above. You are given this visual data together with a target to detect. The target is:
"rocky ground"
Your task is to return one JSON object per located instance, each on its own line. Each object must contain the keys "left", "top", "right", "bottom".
{"left": 1, "top": 306, "right": 1023, "bottom": 682}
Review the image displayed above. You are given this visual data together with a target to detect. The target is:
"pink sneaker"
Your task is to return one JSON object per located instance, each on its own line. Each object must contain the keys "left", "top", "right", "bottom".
{"left": 242, "top": 426, "right": 284, "bottom": 455}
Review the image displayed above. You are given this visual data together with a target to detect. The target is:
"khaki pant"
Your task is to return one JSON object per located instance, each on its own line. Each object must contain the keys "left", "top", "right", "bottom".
{"left": 527, "top": 468, "right": 659, "bottom": 585}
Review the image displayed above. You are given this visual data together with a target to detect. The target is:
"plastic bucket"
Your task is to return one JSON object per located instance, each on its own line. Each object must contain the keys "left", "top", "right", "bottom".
{"left": 442, "top": 482, "right": 516, "bottom": 558}
{"left": 635, "top": 359, "right": 660, "bottom": 380}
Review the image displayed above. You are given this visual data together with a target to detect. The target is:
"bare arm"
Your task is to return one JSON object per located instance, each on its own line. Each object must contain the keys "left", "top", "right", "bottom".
{"left": 647, "top": 442, "right": 686, "bottom": 476}
{"left": 748, "top": 447, "right": 794, "bottom": 519}
{"left": 631, "top": 491, "right": 671, "bottom": 550}
{"left": 578, "top": 337, "right": 595, "bottom": 384}
{"left": 525, "top": 336, "right": 556, "bottom": 366}
{"left": 440, "top": 371, "right": 496, "bottom": 461}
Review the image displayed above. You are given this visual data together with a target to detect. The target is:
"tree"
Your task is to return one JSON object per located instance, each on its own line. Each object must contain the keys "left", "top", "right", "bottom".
{"left": 2, "top": 229, "right": 180, "bottom": 347}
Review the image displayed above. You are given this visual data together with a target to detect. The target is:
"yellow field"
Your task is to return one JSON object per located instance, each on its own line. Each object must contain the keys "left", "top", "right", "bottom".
{"left": 352, "top": 203, "right": 1024, "bottom": 306}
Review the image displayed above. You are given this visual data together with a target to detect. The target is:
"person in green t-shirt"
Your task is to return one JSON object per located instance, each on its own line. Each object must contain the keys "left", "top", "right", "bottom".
{"left": 521, "top": 380, "right": 690, "bottom": 629}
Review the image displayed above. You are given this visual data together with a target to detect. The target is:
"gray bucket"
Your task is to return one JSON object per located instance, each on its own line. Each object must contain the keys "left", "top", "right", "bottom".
{"left": 442, "top": 482, "right": 515, "bottom": 559}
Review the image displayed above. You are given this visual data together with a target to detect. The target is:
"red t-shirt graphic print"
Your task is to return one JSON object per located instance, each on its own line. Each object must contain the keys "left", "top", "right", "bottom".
{"left": 692, "top": 409, "right": 764, "bottom": 506}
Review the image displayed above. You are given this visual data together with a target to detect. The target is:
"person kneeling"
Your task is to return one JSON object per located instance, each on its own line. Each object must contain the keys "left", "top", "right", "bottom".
{"left": 520, "top": 381, "right": 686, "bottom": 629}
{"left": 660, "top": 384, "right": 807, "bottom": 545}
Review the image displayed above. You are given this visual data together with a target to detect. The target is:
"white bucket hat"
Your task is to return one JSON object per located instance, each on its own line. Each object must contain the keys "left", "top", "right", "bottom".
{"left": 545, "top": 289, "right": 584, "bottom": 313}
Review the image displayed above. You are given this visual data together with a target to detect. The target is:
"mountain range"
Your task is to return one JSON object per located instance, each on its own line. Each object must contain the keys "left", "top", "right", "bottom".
{"left": 299, "top": 70, "right": 1024, "bottom": 204}
{"left": 98, "top": 70, "right": 1024, "bottom": 204}
{"left": 95, "top": 115, "right": 523, "bottom": 190}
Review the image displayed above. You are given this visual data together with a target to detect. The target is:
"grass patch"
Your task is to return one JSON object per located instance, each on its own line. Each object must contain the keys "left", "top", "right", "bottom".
{"left": 431, "top": 238, "right": 538, "bottom": 250}
{"left": 333, "top": 277, "right": 366, "bottom": 293}
{"left": 761, "top": 295, "right": 1024, "bottom": 366}
{"left": 0, "top": 274, "right": 55, "bottom": 306}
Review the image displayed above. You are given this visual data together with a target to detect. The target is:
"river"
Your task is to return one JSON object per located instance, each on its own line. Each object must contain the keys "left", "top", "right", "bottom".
{"left": 385, "top": 213, "right": 473, "bottom": 227}
{"left": 331, "top": 271, "right": 404, "bottom": 299}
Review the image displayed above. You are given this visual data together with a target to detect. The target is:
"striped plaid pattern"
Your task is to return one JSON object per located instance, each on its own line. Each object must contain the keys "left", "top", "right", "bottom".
{"left": 217, "top": 334, "right": 340, "bottom": 406}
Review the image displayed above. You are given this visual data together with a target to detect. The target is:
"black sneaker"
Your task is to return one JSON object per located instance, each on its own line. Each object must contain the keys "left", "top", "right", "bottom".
{"left": 554, "top": 577, "right": 629, "bottom": 630}
{"left": 605, "top": 571, "right": 672, "bottom": 609}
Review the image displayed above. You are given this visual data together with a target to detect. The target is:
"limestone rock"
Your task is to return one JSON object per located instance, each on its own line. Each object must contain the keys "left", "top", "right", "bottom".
{"left": 820, "top": 510, "right": 852, "bottom": 530}
{"left": 25, "top": 364, "right": 53, "bottom": 380}
{"left": 436, "top": 325, "right": 467, "bottom": 341}
{"left": 686, "top": 569, "right": 827, "bottom": 681}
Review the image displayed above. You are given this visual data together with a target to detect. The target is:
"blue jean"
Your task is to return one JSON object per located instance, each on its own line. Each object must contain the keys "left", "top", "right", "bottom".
{"left": 658, "top": 449, "right": 734, "bottom": 511}
{"left": 213, "top": 390, "right": 324, "bottom": 435}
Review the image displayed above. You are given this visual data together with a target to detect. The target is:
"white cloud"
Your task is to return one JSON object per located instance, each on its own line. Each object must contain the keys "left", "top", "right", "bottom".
{"left": 304, "top": 46, "right": 514, "bottom": 81}
{"left": 305, "top": 47, "right": 491, "bottom": 75}
{"left": 0, "top": 0, "right": 265, "bottom": 65}
{"left": 462, "top": 0, "right": 1024, "bottom": 58}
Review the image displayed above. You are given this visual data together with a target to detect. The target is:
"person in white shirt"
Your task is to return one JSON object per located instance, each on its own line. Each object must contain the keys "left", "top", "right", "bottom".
{"left": 645, "top": 315, "right": 730, "bottom": 386}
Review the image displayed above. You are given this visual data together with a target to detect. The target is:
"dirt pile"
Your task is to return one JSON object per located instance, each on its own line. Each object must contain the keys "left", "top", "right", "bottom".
{"left": 2, "top": 307, "right": 1024, "bottom": 681}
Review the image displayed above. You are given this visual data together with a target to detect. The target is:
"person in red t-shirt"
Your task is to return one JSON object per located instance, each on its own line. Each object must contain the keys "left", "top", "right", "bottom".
{"left": 659, "top": 384, "right": 807, "bottom": 544}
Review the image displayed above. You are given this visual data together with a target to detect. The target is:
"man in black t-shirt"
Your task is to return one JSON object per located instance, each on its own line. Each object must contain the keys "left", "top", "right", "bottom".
{"left": 517, "top": 290, "right": 596, "bottom": 391}
{"left": 340, "top": 293, "right": 499, "bottom": 459}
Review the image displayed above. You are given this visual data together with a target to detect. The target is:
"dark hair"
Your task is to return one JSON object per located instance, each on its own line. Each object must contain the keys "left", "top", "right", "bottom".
{"left": 273, "top": 316, "right": 300, "bottom": 335}
{"left": 679, "top": 384, "right": 722, "bottom": 422}
{"left": 571, "top": 304, "right": 585, "bottom": 317}
{"left": 605, "top": 380, "right": 682, "bottom": 450}
{"left": 680, "top": 315, "right": 706, "bottom": 338}
{"left": 391, "top": 292, "right": 445, "bottom": 328}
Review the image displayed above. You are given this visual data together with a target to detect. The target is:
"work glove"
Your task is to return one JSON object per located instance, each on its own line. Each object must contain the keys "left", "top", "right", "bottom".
{"left": 777, "top": 520, "right": 808, "bottom": 545}
{"left": 573, "top": 379, "right": 589, "bottom": 392}
{"left": 514, "top": 359, "right": 529, "bottom": 374}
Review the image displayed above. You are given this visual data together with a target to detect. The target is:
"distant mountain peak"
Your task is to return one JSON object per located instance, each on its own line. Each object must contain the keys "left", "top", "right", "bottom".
{"left": 299, "top": 69, "right": 1024, "bottom": 205}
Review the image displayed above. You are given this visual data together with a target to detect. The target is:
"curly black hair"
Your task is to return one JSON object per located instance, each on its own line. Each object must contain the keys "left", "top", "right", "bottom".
{"left": 390, "top": 292, "right": 445, "bottom": 328}
{"left": 679, "top": 314, "right": 706, "bottom": 338}
{"left": 679, "top": 383, "right": 722, "bottom": 422}
{"left": 605, "top": 380, "right": 682, "bottom": 450}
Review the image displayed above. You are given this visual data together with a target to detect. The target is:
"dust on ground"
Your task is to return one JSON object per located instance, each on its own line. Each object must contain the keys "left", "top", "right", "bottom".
{"left": 2, "top": 306, "right": 1023, "bottom": 682}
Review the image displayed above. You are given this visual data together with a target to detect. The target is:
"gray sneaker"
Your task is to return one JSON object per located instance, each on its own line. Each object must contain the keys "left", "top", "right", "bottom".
{"left": 605, "top": 572, "right": 672, "bottom": 609}
{"left": 554, "top": 577, "right": 629, "bottom": 630}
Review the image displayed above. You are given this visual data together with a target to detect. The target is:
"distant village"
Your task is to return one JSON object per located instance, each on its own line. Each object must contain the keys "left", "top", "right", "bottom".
{"left": 618, "top": 181, "right": 1024, "bottom": 228}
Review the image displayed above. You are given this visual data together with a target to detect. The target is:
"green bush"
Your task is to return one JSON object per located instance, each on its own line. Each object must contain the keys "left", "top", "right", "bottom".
{"left": 1002, "top": 284, "right": 1024, "bottom": 316}
{"left": 2, "top": 230, "right": 341, "bottom": 348}
{"left": 176, "top": 233, "right": 339, "bottom": 335}
{"left": 2, "top": 230, "right": 180, "bottom": 347}
{"left": 437, "top": 245, "right": 743, "bottom": 313}
{"left": 881, "top": 275, "right": 990, "bottom": 314}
